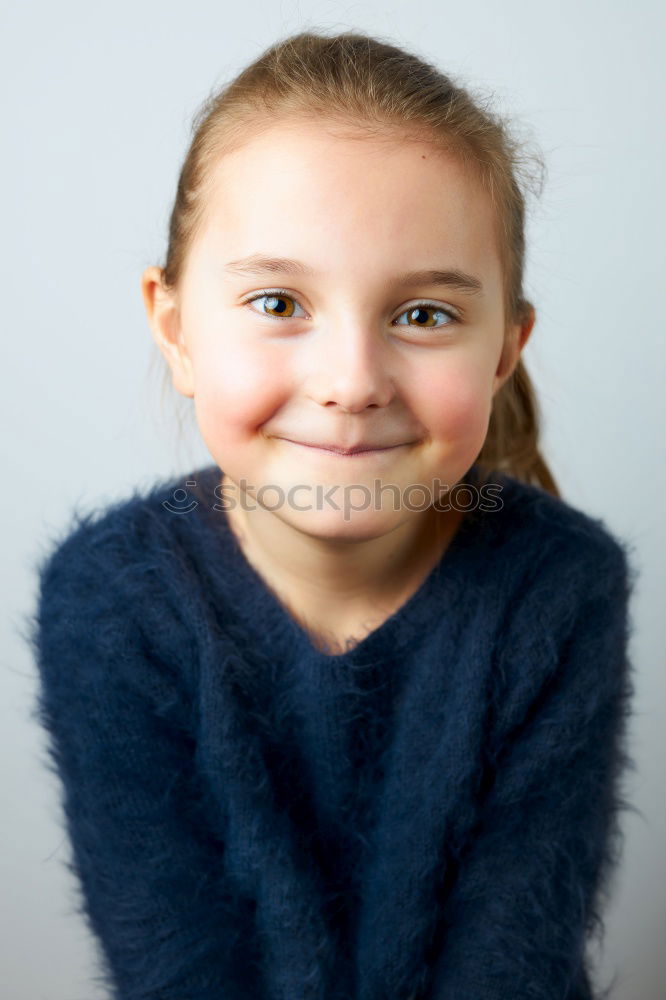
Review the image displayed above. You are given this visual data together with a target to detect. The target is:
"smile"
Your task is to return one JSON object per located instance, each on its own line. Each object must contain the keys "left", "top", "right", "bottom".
{"left": 280, "top": 439, "right": 411, "bottom": 457}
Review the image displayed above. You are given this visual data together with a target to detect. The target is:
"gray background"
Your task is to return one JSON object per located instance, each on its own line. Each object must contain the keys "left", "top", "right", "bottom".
{"left": 3, "top": 1, "right": 664, "bottom": 997}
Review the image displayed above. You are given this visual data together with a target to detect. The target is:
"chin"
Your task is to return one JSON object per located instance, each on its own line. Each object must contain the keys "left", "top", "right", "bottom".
{"left": 283, "top": 506, "right": 403, "bottom": 544}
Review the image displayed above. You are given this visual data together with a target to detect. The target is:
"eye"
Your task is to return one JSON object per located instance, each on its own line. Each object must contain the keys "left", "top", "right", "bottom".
{"left": 243, "top": 289, "right": 306, "bottom": 319}
{"left": 242, "top": 289, "right": 459, "bottom": 329}
{"left": 394, "top": 302, "right": 459, "bottom": 329}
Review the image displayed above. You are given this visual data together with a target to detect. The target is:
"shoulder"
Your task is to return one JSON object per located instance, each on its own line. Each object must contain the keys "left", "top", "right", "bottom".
{"left": 33, "top": 465, "right": 214, "bottom": 593}
{"left": 26, "top": 474, "right": 209, "bottom": 746}
{"left": 28, "top": 467, "right": 217, "bottom": 664}
{"left": 477, "top": 470, "right": 637, "bottom": 602}
{"left": 475, "top": 473, "right": 639, "bottom": 739}
{"left": 25, "top": 469, "right": 218, "bottom": 713}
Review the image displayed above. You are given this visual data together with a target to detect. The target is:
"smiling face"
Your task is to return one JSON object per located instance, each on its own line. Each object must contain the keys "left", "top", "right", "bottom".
{"left": 143, "top": 120, "right": 533, "bottom": 544}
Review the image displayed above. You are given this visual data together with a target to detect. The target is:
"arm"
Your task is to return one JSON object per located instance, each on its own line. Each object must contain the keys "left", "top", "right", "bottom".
{"left": 27, "top": 519, "right": 258, "bottom": 1000}
{"left": 428, "top": 540, "right": 638, "bottom": 1000}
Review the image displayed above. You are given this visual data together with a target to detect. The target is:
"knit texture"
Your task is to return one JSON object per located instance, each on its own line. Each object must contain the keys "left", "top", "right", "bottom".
{"left": 25, "top": 463, "right": 639, "bottom": 1000}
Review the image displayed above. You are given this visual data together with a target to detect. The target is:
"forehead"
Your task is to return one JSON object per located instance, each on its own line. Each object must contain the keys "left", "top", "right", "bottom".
{"left": 195, "top": 121, "right": 501, "bottom": 286}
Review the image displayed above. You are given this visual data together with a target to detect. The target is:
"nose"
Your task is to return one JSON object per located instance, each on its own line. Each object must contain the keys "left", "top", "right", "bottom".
{"left": 305, "top": 322, "right": 396, "bottom": 412}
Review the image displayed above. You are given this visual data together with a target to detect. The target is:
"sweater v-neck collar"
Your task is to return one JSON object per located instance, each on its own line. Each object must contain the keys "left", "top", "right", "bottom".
{"left": 185, "top": 463, "right": 495, "bottom": 668}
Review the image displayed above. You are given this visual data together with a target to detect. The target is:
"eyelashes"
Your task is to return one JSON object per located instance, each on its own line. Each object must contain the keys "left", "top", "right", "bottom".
{"left": 242, "top": 288, "right": 460, "bottom": 331}
{"left": 393, "top": 303, "right": 459, "bottom": 329}
{"left": 243, "top": 290, "right": 305, "bottom": 320}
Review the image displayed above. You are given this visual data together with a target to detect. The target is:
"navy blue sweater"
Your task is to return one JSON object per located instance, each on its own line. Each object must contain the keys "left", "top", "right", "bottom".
{"left": 25, "top": 463, "right": 638, "bottom": 1000}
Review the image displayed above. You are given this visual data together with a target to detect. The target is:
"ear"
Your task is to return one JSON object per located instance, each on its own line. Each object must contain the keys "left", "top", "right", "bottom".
{"left": 492, "top": 305, "right": 536, "bottom": 396}
{"left": 141, "top": 266, "right": 195, "bottom": 398}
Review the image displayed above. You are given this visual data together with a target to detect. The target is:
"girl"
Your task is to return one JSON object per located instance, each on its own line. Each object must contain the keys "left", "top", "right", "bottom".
{"left": 28, "top": 29, "right": 638, "bottom": 1000}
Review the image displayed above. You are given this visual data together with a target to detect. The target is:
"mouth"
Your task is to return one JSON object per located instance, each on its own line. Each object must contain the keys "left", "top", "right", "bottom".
{"left": 280, "top": 438, "right": 413, "bottom": 457}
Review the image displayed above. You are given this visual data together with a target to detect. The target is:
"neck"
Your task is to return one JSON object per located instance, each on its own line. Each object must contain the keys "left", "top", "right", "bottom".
{"left": 219, "top": 472, "right": 463, "bottom": 633}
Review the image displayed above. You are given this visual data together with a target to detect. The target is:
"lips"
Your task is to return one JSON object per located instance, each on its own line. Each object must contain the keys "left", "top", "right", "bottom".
{"left": 280, "top": 438, "right": 409, "bottom": 455}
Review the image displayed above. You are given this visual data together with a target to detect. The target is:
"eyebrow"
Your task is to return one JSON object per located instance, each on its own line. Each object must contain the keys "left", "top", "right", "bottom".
{"left": 224, "top": 254, "right": 484, "bottom": 295}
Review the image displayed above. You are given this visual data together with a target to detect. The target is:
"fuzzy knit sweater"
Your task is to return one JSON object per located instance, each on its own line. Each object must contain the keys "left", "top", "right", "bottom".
{"left": 26, "top": 463, "right": 638, "bottom": 1000}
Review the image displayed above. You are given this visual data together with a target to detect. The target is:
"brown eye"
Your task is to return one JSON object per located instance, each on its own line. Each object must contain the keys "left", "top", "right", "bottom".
{"left": 243, "top": 290, "right": 458, "bottom": 331}
{"left": 245, "top": 290, "right": 305, "bottom": 319}
{"left": 394, "top": 304, "right": 458, "bottom": 328}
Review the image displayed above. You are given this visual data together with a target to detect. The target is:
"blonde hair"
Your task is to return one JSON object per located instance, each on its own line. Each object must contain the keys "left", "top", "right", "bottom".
{"left": 157, "top": 28, "right": 560, "bottom": 498}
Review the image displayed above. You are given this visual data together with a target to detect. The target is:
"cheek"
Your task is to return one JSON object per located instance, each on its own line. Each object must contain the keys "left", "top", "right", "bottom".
{"left": 193, "top": 341, "right": 290, "bottom": 440}
{"left": 416, "top": 360, "right": 493, "bottom": 444}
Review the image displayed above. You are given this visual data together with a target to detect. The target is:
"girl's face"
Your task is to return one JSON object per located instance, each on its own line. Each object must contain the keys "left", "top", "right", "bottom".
{"left": 145, "top": 121, "right": 533, "bottom": 542}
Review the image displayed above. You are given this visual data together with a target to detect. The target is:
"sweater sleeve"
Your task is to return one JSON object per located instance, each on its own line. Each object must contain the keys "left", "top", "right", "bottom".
{"left": 27, "top": 516, "right": 256, "bottom": 1000}
{"left": 428, "top": 537, "right": 638, "bottom": 1000}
